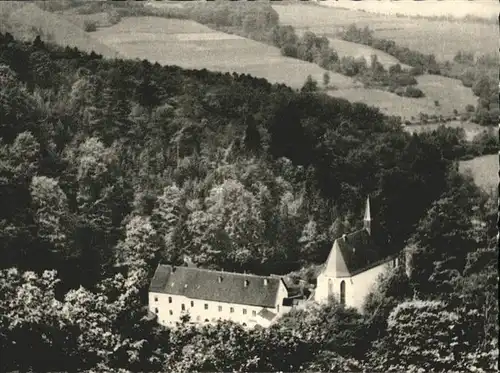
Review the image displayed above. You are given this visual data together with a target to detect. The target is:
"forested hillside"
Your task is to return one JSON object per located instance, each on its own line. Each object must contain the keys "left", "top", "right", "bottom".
{"left": 0, "top": 33, "right": 497, "bottom": 372}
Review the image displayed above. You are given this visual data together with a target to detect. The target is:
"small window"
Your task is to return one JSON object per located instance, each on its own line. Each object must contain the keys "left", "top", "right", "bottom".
{"left": 169, "top": 310, "right": 173, "bottom": 316}
{"left": 230, "top": 307, "right": 234, "bottom": 313}
{"left": 252, "top": 310, "right": 256, "bottom": 317}
{"left": 154, "top": 307, "right": 158, "bottom": 314}
{"left": 218, "top": 305, "right": 222, "bottom": 312}
{"left": 204, "top": 304, "right": 208, "bottom": 310}
{"left": 168, "top": 297, "right": 172, "bottom": 304}
{"left": 191, "top": 301, "right": 194, "bottom": 307}
{"left": 204, "top": 319, "right": 209, "bottom": 322}
{"left": 154, "top": 296, "right": 158, "bottom": 302}
{"left": 243, "top": 309, "right": 247, "bottom": 315}
{"left": 181, "top": 304, "right": 185, "bottom": 311}
{"left": 340, "top": 280, "right": 346, "bottom": 305}
{"left": 196, "top": 316, "right": 201, "bottom": 321}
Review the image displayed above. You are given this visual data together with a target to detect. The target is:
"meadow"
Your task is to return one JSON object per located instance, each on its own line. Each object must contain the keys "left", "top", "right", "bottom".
{"left": 93, "top": 17, "right": 360, "bottom": 90}
{"left": 459, "top": 154, "right": 497, "bottom": 194}
{"left": 320, "top": 0, "right": 498, "bottom": 22}
{"left": 326, "top": 72, "right": 474, "bottom": 121}
{"left": 1, "top": 3, "right": 119, "bottom": 58}
{"left": 415, "top": 75, "right": 476, "bottom": 115}
{"left": 326, "top": 37, "right": 411, "bottom": 69}
{"left": 272, "top": 4, "right": 496, "bottom": 61}
{"left": 60, "top": 11, "right": 115, "bottom": 30}
{"left": 327, "top": 87, "right": 433, "bottom": 120}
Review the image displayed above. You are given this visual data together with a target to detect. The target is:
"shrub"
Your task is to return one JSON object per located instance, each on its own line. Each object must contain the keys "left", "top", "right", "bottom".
{"left": 83, "top": 20, "right": 97, "bottom": 32}
{"left": 409, "top": 65, "right": 424, "bottom": 76}
{"left": 465, "top": 104, "right": 475, "bottom": 112}
{"left": 404, "top": 86, "right": 424, "bottom": 98}
{"left": 107, "top": 9, "right": 121, "bottom": 25}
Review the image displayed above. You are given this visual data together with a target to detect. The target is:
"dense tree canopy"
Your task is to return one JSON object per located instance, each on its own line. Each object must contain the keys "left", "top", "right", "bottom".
{"left": 0, "top": 32, "right": 496, "bottom": 372}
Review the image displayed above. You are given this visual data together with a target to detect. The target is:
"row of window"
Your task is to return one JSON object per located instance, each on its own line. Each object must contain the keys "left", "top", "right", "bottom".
{"left": 154, "top": 305, "right": 258, "bottom": 317}
{"left": 154, "top": 296, "right": 262, "bottom": 316}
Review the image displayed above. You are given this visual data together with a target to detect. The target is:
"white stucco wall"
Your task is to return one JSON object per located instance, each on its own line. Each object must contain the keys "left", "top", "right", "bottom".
{"left": 275, "top": 280, "right": 289, "bottom": 315}
{"left": 315, "top": 257, "right": 399, "bottom": 311}
{"left": 149, "top": 281, "right": 290, "bottom": 328}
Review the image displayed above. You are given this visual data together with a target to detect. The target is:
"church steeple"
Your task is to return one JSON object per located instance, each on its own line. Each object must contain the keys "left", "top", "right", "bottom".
{"left": 363, "top": 197, "right": 371, "bottom": 235}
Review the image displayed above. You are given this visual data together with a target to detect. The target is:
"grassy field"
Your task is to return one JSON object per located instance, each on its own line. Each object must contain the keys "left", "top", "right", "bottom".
{"left": 60, "top": 11, "right": 115, "bottom": 30}
{"left": 405, "top": 121, "right": 486, "bottom": 141}
{"left": 93, "top": 17, "right": 360, "bottom": 90}
{"left": 2, "top": 3, "right": 119, "bottom": 58}
{"left": 459, "top": 154, "right": 497, "bottom": 194}
{"left": 320, "top": 0, "right": 498, "bottom": 21}
{"left": 272, "top": 4, "right": 496, "bottom": 61}
{"left": 326, "top": 38, "right": 411, "bottom": 69}
{"left": 416, "top": 75, "right": 476, "bottom": 115}
{"left": 327, "top": 87, "right": 435, "bottom": 119}
{"left": 326, "top": 72, "right": 474, "bottom": 120}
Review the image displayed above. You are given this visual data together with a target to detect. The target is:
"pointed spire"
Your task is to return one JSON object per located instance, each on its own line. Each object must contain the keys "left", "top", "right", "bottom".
{"left": 363, "top": 196, "right": 371, "bottom": 235}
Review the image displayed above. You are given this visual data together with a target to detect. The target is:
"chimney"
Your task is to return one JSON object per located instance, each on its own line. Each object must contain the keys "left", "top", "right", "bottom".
{"left": 244, "top": 280, "right": 249, "bottom": 287}
{"left": 183, "top": 255, "right": 196, "bottom": 268}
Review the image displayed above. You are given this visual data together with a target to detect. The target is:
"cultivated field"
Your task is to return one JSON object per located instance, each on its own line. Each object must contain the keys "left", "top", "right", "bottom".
{"left": 93, "top": 17, "right": 360, "bottom": 90}
{"left": 321, "top": 0, "right": 498, "bottom": 21}
{"left": 3, "top": 3, "right": 119, "bottom": 58}
{"left": 326, "top": 38, "right": 411, "bottom": 69}
{"left": 459, "top": 154, "right": 498, "bottom": 194}
{"left": 272, "top": 4, "right": 496, "bottom": 61}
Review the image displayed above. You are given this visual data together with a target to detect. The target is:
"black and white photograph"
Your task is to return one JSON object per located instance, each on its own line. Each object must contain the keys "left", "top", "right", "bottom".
{"left": 0, "top": 0, "right": 498, "bottom": 371}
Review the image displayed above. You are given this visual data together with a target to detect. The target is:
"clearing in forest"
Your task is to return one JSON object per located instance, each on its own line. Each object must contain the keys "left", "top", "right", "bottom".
{"left": 406, "top": 121, "right": 486, "bottom": 142}
{"left": 459, "top": 154, "right": 497, "bottom": 194}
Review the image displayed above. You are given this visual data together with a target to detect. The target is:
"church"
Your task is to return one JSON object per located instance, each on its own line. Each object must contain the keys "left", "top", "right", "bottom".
{"left": 148, "top": 197, "right": 403, "bottom": 329}
{"left": 314, "top": 197, "right": 402, "bottom": 311}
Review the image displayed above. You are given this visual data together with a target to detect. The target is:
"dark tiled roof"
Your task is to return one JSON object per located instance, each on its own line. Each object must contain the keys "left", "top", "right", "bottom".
{"left": 325, "top": 228, "right": 383, "bottom": 277}
{"left": 149, "top": 265, "right": 284, "bottom": 308}
{"left": 257, "top": 308, "right": 277, "bottom": 321}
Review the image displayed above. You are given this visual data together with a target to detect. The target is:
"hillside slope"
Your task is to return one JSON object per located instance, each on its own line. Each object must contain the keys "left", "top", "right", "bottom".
{"left": 93, "top": 16, "right": 360, "bottom": 90}
{"left": 272, "top": 3, "right": 497, "bottom": 61}
{"left": 5, "top": 3, "right": 119, "bottom": 58}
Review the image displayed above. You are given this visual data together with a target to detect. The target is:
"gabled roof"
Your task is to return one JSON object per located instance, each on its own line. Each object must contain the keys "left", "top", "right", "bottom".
{"left": 323, "top": 228, "right": 381, "bottom": 277}
{"left": 149, "top": 264, "right": 285, "bottom": 308}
